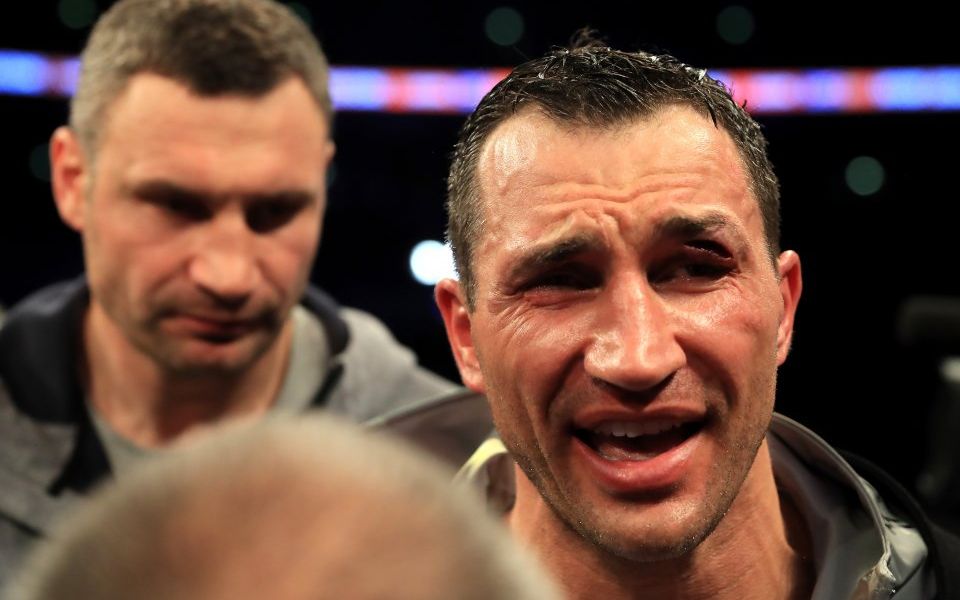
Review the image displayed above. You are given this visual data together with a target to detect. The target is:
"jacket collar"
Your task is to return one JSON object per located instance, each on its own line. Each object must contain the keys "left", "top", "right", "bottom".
{"left": 456, "top": 414, "right": 928, "bottom": 599}
{"left": 0, "top": 278, "right": 355, "bottom": 525}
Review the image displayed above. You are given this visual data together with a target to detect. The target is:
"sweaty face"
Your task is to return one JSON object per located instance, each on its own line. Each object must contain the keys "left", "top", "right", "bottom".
{"left": 60, "top": 74, "right": 333, "bottom": 375}
{"left": 440, "top": 106, "right": 800, "bottom": 561}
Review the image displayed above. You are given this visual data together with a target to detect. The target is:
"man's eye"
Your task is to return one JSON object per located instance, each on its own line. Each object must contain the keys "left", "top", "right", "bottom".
{"left": 148, "top": 196, "right": 209, "bottom": 220}
{"left": 246, "top": 202, "right": 301, "bottom": 233}
{"left": 525, "top": 269, "right": 601, "bottom": 291}
{"left": 648, "top": 240, "right": 737, "bottom": 287}
{"left": 679, "top": 262, "right": 732, "bottom": 279}
{"left": 651, "top": 258, "right": 733, "bottom": 286}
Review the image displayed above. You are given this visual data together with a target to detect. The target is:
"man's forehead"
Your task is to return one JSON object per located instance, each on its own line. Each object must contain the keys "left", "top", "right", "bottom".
{"left": 474, "top": 106, "right": 756, "bottom": 242}
{"left": 479, "top": 107, "right": 747, "bottom": 207}
{"left": 98, "top": 73, "right": 328, "bottom": 145}
{"left": 97, "top": 73, "right": 330, "bottom": 169}
{"left": 477, "top": 108, "right": 552, "bottom": 197}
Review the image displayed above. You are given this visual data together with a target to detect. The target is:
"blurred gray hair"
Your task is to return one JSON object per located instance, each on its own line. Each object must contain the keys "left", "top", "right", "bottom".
{"left": 7, "top": 415, "right": 558, "bottom": 600}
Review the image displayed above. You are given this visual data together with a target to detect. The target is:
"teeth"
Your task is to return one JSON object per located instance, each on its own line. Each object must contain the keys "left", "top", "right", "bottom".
{"left": 593, "top": 420, "right": 682, "bottom": 438}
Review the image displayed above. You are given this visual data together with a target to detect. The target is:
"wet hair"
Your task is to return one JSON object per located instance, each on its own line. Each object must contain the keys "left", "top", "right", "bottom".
{"left": 447, "top": 34, "right": 779, "bottom": 308}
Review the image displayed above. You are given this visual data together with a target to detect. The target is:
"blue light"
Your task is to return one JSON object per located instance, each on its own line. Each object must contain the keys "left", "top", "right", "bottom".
{"left": 329, "top": 67, "right": 389, "bottom": 111}
{"left": 867, "top": 67, "right": 960, "bottom": 111}
{"left": 0, "top": 50, "right": 48, "bottom": 96}
{"left": 4, "top": 48, "right": 960, "bottom": 115}
{"left": 405, "top": 71, "right": 456, "bottom": 111}
{"left": 870, "top": 68, "right": 929, "bottom": 110}
{"left": 409, "top": 240, "right": 456, "bottom": 286}
{"left": 59, "top": 57, "right": 81, "bottom": 95}
{"left": 708, "top": 69, "right": 731, "bottom": 87}
{"left": 749, "top": 71, "right": 796, "bottom": 112}
{"left": 928, "top": 67, "right": 960, "bottom": 110}
{"left": 801, "top": 69, "right": 851, "bottom": 112}
{"left": 462, "top": 68, "right": 509, "bottom": 111}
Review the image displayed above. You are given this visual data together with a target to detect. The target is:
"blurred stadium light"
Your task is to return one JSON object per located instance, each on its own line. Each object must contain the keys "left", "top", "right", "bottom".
{"left": 3, "top": 49, "right": 960, "bottom": 114}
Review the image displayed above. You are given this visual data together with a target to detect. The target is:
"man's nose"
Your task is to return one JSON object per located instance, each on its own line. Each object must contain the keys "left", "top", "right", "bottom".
{"left": 584, "top": 274, "right": 685, "bottom": 392}
{"left": 188, "top": 212, "right": 261, "bottom": 307}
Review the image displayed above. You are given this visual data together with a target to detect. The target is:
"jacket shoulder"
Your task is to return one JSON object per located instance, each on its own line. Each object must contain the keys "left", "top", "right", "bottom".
{"left": 843, "top": 452, "right": 960, "bottom": 599}
{"left": 323, "top": 305, "right": 459, "bottom": 421}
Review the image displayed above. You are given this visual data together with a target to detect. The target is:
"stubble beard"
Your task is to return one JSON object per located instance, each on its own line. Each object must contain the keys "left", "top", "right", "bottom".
{"left": 120, "top": 300, "right": 287, "bottom": 378}
{"left": 508, "top": 413, "right": 770, "bottom": 566}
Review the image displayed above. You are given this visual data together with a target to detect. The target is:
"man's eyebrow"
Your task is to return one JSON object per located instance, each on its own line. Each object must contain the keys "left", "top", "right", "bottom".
{"left": 505, "top": 233, "right": 602, "bottom": 281}
{"left": 248, "top": 190, "right": 315, "bottom": 205}
{"left": 654, "top": 212, "right": 746, "bottom": 246}
{"left": 127, "top": 179, "right": 208, "bottom": 202}
{"left": 126, "top": 180, "right": 314, "bottom": 205}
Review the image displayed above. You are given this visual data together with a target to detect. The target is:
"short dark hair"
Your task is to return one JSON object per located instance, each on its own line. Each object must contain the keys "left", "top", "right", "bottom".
{"left": 446, "top": 36, "right": 780, "bottom": 308}
{"left": 72, "top": 0, "right": 332, "bottom": 157}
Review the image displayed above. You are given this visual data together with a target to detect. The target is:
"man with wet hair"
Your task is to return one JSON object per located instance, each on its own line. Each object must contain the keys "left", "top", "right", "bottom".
{"left": 438, "top": 38, "right": 957, "bottom": 599}
{"left": 0, "top": 0, "right": 483, "bottom": 583}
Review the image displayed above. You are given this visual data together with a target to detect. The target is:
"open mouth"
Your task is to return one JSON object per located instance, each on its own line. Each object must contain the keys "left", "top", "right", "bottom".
{"left": 575, "top": 419, "right": 704, "bottom": 461}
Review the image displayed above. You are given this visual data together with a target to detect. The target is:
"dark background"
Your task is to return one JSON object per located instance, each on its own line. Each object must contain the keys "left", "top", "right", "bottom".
{"left": 2, "top": 2, "right": 960, "bottom": 502}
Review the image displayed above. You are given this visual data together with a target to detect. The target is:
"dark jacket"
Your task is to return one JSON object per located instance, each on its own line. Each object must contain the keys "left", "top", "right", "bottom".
{"left": 0, "top": 278, "right": 492, "bottom": 583}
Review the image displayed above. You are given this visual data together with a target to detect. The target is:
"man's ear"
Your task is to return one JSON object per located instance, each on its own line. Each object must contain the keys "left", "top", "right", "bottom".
{"left": 50, "top": 126, "right": 89, "bottom": 232}
{"left": 435, "top": 278, "right": 485, "bottom": 393}
{"left": 775, "top": 250, "right": 803, "bottom": 365}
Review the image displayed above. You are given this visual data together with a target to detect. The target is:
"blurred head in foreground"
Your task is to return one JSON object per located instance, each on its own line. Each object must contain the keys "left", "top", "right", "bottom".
{"left": 8, "top": 416, "right": 558, "bottom": 600}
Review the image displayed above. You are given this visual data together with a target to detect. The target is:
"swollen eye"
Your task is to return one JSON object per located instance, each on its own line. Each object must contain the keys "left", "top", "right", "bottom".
{"left": 685, "top": 239, "right": 732, "bottom": 259}
{"left": 527, "top": 268, "right": 601, "bottom": 291}
{"left": 684, "top": 263, "right": 730, "bottom": 278}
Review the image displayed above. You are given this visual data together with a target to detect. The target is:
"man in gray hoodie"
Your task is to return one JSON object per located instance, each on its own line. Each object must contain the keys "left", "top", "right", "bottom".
{"left": 0, "top": 0, "right": 488, "bottom": 584}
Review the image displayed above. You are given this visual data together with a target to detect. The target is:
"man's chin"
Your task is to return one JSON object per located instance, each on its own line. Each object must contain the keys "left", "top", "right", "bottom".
{"left": 146, "top": 337, "right": 274, "bottom": 377}
{"left": 567, "top": 494, "right": 727, "bottom": 564}
{"left": 590, "top": 524, "right": 715, "bottom": 564}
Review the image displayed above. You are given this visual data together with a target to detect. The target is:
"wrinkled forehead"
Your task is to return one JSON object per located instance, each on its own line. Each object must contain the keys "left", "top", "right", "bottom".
{"left": 473, "top": 106, "right": 757, "bottom": 245}
{"left": 478, "top": 104, "right": 741, "bottom": 185}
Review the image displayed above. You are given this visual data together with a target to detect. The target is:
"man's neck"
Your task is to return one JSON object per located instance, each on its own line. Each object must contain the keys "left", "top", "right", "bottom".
{"left": 82, "top": 304, "right": 293, "bottom": 448}
{"left": 508, "top": 441, "right": 815, "bottom": 600}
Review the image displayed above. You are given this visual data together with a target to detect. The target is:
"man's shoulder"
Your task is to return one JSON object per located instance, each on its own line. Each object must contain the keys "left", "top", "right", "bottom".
{"left": 840, "top": 451, "right": 960, "bottom": 599}
{"left": 0, "top": 278, "right": 87, "bottom": 423}
{"left": 338, "top": 305, "right": 460, "bottom": 402}
{"left": 0, "top": 279, "right": 87, "bottom": 339}
{"left": 0, "top": 371, "right": 83, "bottom": 579}
{"left": 299, "top": 285, "right": 439, "bottom": 374}
{"left": 0, "top": 278, "right": 88, "bottom": 369}
{"left": 0, "top": 278, "right": 90, "bottom": 552}
{"left": 297, "top": 286, "right": 489, "bottom": 465}
{"left": 769, "top": 414, "right": 952, "bottom": 599}
{"left": 300, "top": 286, "right": 460, "bottom": 418}
{"left": 0, "top": 277, "right": 88, "bottom": 445}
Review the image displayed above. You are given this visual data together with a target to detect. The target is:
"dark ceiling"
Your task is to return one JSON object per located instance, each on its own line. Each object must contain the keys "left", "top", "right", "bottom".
{"left": 3, "top": 2, "right": 958, "bottom": 68}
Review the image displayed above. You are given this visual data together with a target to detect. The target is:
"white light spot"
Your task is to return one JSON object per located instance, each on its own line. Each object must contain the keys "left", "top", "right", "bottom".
{"left": 409, "top": 240, "right": 457, "bottom": 286}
